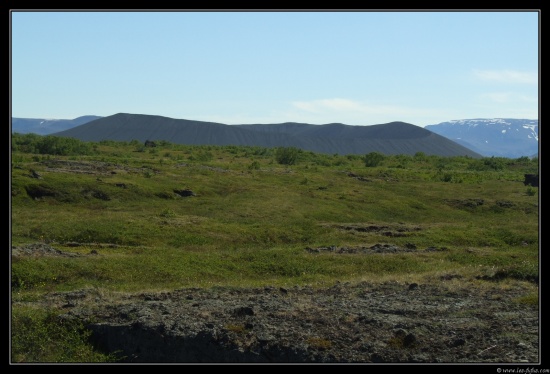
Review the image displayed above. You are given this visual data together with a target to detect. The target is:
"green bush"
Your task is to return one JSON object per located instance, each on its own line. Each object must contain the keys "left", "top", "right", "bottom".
{"left": 248, "top": 160, "right": 261, "bottom": 170}
{"left": 190, "top": 151, "right": 213, "bottom": 162}
{"left": 364, "top": 151, "right": 385, "bottom": 167}
{"left": 11, "top": 134, "right": 94, "bottom": 156}
{"left": 526, "top": 186, "right": 536, "bottom": 196}
{"left": 275, "top": 147, "right": 299, "bottom": 165}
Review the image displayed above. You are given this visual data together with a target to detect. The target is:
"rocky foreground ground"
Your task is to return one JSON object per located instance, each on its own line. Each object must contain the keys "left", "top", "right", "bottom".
{"left": 12, "top": 243, "right": 540, "bottom": 364}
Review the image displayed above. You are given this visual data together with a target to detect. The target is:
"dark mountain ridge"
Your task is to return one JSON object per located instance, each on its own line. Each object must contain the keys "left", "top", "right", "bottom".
{"left": 50, "top": 113, "right": 482, "bottom": 158}
{"left": 236, "top": 121, "right": 428, "bottom": 140}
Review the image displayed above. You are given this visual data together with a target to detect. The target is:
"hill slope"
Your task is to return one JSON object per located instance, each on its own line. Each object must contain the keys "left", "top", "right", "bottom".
{"left": 51, "top": 113, "right": 482, "bottom": 157}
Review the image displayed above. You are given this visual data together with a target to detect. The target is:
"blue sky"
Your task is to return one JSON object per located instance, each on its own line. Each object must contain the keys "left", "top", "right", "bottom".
{"left": 10, "top": 10, "right": 539, "bottom": 127}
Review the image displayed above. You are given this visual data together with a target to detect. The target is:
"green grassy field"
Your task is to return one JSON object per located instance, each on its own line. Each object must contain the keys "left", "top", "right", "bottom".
{"left": 10, "top": 134, "right": 539, "bottom": 362}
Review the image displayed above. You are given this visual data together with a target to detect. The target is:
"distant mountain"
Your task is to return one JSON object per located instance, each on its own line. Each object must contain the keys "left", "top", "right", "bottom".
{"left": 425, "top": 119, "right": 538, "bottom": 158}
{"left": 12, "top": 116, "right": 539, "bottom": 158}
{"left": 49, "top": 113, "right": 482, "bottom": 158}
{"left": 11, "top": 116, "right": 102, "bottom": 135}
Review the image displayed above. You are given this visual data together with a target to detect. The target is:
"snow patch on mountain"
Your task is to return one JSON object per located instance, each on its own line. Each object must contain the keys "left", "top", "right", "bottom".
{"left": 425, "top": 118, "right": 538, "bottom": 158}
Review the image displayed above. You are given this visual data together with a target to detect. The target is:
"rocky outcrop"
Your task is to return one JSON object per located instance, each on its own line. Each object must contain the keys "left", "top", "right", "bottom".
{"left": 51, "top": 282, "right": 538, "bottom": 363}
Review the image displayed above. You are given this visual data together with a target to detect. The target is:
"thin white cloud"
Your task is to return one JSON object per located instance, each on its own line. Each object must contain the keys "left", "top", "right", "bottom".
{"left": 193, "top": 99, "right": 444, "bottom": 126}
{"left": 291, "top": 98, "right": 435, "bottom": 117}
{"left": 473, "top": 69, "right": 537, "bottom": 84}
{"left": 517, "top": 94, "right": 538, "bottom": 103}
{"left": 479, "top": 92, "right": 513, "bottom": 103}
{"left": 474, "top": 92, "right": 538, "bottom": 120}
{"left": 479, "top": 92, "right": 538, "bottom": 104}
{"left": 286, "top": 98, "right": 455, "bottom": 126}
{"left": 293, "top": 99, "right": 364, "bottom": 113}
